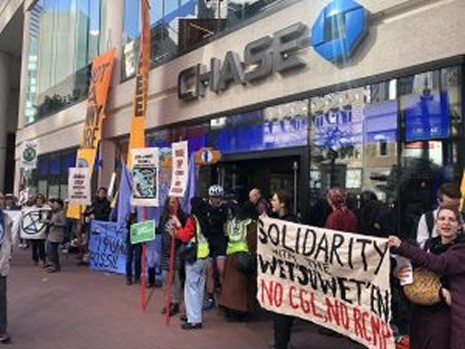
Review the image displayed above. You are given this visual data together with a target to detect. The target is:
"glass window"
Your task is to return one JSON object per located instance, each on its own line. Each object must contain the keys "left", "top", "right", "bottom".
{"left": 122, "top": 0, "right": 289, "bottom": 79}
{"left": 210, "top": 100, "right": 308, "bottom": 154}
{"left": 25, "top": 0, "right": 103, "bottom": 124}
{"left": 398, "top": 67, "right": 462, "bottom": 238}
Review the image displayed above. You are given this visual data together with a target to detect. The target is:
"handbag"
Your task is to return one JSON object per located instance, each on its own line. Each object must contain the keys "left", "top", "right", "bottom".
{"left": 403, "top": 267, "right": 441, "bottom": 306}
{"left": 235, "top": 252, "right": 256, "bottom": 274}
{"left": 180, "top": 241, "right": 197, "bottom": 264}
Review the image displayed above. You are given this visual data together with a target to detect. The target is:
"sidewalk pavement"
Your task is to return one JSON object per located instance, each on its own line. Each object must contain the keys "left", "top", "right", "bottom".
{"left": 6, "top": 248, "right": 364, "bottom": 349}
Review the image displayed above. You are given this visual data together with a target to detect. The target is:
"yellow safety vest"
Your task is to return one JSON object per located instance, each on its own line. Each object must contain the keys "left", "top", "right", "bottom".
{"left": 192, "top": 216, "right": 209, "bottom": 259}
{"left": 226, "top": 218, "right": 252, "bottom": 255}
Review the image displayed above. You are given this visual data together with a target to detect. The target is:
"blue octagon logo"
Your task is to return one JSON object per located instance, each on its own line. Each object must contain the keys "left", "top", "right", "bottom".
{"left": 312, "top": 0, "right": 368, "bottom": 63}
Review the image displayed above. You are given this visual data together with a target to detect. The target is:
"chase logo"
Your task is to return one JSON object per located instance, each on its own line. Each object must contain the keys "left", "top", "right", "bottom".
{"left": 312, "top": 0, "right": 368, "bottom": 63}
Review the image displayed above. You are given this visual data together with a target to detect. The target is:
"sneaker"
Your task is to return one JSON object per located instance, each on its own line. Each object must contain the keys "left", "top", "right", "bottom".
{"left": 181, "top": 323, "right": 202, "bottom": 330}
{"left": 203, "top": 298, "right": 215, "bottom": 311}
{"left": 0, "top": 332, "right": 10, "bottom": 344}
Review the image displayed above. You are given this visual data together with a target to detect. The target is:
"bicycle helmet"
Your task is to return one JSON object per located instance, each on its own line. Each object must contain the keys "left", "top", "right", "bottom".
{"left": 208, "top": 185, "right": 224, "bottom": 198}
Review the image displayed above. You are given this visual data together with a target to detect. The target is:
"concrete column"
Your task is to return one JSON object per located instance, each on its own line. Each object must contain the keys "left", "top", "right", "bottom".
{"left": 0, "top": 51, "right": 10, "bottom": 192}
{"left": 101, "top": 0, "right": 124, "bottom": 87}
{"left": 15, "top": 8, "right": 32, "bottom": 195}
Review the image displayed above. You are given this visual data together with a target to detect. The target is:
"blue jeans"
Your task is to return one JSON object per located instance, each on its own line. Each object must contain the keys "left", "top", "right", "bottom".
{"left": 184, "top": 258, "right": 208, "bottom": 324}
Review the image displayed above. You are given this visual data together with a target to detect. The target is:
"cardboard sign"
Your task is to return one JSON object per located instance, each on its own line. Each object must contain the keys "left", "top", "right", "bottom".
{"left": 168, "top": 141, "right": 188, "bottom": 197}
{"left": 131, "top": 148, "right": 159, "bottom": 207}
{"left": 68, "top": 168, "right": 91, "bottom": 205}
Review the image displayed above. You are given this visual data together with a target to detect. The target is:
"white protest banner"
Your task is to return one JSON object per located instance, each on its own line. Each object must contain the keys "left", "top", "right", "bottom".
{"left": 20, "top": 141, "right": 38, "bottom": 169}
{"left": 168, "top": 141, "right": 188, "bottom": 198}
{"left": 131, "top": 148, "right": 159, "bottom": 206}
{"left": 19, "top": 206, "right": 51, "bottom": 240}
{"left": 68, "top": 168, "right": 91, "bottom": 205}
{"left": 257, "top": 217, "right": 394, "bottom": 349}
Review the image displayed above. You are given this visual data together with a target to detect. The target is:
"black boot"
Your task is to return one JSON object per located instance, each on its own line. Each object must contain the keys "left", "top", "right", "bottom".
{"left": 147, "top": 267, "right": 155, "bottom": 287}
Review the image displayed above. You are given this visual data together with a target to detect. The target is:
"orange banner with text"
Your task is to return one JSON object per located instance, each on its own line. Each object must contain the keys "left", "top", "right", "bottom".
{"left": 128, "top": 0, "right": 150, "bottom": 168}
{"left": 67, "top": 49, "right": 116, "bottom": 219}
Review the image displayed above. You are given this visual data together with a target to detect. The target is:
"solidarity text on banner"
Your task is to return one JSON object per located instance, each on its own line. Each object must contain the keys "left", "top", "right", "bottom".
{"left": 257, "top": 217, "right": 394, "bottom": 349}
{"left": 67, "top": 49, "right": 116, "bottom": 219}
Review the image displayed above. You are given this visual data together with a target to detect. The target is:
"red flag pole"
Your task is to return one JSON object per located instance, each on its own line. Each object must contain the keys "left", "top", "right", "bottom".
{"left": 140, "top": 242, "right": 147, "bottom": 311}
{"left": 165, "top": 226, "right": 176, "bottom": 326}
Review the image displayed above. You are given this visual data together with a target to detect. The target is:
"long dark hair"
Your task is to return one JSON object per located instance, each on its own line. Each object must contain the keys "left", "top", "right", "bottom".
{"left": 160, "top": 196, "right": 185, "bottom": 224}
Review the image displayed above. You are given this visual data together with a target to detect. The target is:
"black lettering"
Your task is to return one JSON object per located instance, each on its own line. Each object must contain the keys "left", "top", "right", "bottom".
{"left": 244, "top": 35, "right": 273, "bottom": 82}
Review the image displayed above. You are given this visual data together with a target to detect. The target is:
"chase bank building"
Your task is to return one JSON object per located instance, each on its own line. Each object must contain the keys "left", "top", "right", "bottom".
{"left": 5, "top": 0, "right": 465, "bottom": 235}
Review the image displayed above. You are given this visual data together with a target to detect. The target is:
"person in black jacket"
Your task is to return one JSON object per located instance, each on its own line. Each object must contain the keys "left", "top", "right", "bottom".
{"left": 269, "top": 190, "right": 299, "bottom": 349}
{"left": 85, "top": 187, "right": 111, "bottom": 222}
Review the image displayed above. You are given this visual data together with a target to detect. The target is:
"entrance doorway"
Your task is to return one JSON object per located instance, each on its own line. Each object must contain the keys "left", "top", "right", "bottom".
{"left": 215, "top": 156, "right": 300, "bottom": 213}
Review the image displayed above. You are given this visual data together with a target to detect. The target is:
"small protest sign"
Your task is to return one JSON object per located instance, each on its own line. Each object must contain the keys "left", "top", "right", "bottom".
{"left": 168, "top": 141, "right": 188, "bottom": 198}
{"left": 68, "top": 168, "right": 91, "bottom": 205}
{"left": 131, "top": 148, "right": 159, "bottom": 206}
{"left": 130, "top": 220, "right": 155, "bottom": 244}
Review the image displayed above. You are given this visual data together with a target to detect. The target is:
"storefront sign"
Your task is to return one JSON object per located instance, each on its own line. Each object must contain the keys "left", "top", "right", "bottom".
{"left": 178, "top": 0, "right": 369, "bottom": 101}
{"left": 68, "top": 167, "right": 91, "bottom": 205}
{"left": 169, "top": 141, "right": 189, "bottom": 197}
{"left": 178, "top": 22, "right": 308, "bottom": 100}
{"left": 20, "top": 141, "right": 38, "bottom": 169}
{"left": 257, "top": 216, "right": 394, "bottom": 349}
{"left": 131, "top": 148, "right": 159, "bottom": 207}
{"left": 130, "top": 220, "right": 156, "bottom": 244}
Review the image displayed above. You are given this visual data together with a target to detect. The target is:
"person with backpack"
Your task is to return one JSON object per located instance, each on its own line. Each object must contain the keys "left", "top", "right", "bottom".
{"left": 416, "top": 183, "right": 461, "bottom": 247}
{"left": 218, "top": 201, "right": 259, "bottom": 321}
{"left": 172, "top": 197, "right": 210, "bottom": 330}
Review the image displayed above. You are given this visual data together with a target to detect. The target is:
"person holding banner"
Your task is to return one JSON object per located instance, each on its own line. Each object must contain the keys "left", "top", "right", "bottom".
{"left": 173, "top": 197, "right": 210, "bottom": 330}
{"left": 269, "top": 190, "right": 299, "bottom": 349}
{"left": 0, "top": 207, "right": 12, "bottom": 343}
{"left": 28, "top": 194, "right": 50, "bottom": 268}
{"left": 389, "top": 205, "right": 465, "bottom": 349}
{"left": 159, "top": 196, "right": 187, "bottom": 317}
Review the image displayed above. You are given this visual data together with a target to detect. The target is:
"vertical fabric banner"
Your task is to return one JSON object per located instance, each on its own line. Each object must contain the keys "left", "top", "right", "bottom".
{"left": 68, "top": 168, "right": 92, "bottom": 206}
{"left": 131, "top": 148, "right": 160, "bottom": 207}
{"left": 168, "top": 141, "right": 189, "bottom": 198}
{"left": 67, "top": 49, "right": 116, "bottom": 219}
{"left": 257, "top": 217, "right": 394, "bottom": 349}
{"left": 127, "top": 0, "right": 150, "bottom": 167}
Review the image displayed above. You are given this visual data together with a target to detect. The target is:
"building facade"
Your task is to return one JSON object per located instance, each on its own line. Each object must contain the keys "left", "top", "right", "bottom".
{"left": 7, "top": 0, "right": 465, "bottom": 236}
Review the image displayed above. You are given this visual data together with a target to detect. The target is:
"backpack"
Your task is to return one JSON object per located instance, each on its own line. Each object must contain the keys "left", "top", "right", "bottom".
{"left": 424, "top": 210, "right": 435, "bottom": 238}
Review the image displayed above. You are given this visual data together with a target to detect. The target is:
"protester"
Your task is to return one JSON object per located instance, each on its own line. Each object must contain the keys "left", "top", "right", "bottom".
{"left": 388, "top": 205, "right": 465, "bottom": 349}
{"left": 173, "top": 197, "right": 210, "bottom": 330}
{"left": 4, "top": 195, "right": 19, "bottom": 211}
{"left": 416, "top": 182, "right": 461, "bottom": 247}
{"left": 0, "top": 206, "right": 12, "bottom": 343}
{"left": 46, "top": 198, "right": 66, "bottom": 273}
{"left": 248, "top": 188, "right": 269, "bottom": 216}
{"left": 85, "top": 187, "right": 111, "bottom": 222}
{"left": 325, "top": 187, "right": 358, "bottom": 233}
{"left": 159, "top": 196, "right": 187, "bottom": 317}
{"left": 0, "top": 194, "right": 4, "bottom": 210}
{"left": 125, "top": 210, "right": 141, "bottom": 285}
{"left": 29, "top": 194, "right": 49, "bottom": 268}
{"left": 204, "top": 185, "right": 228, "bottom": 310}
{"left": 269, "top": 190, "right": 298, "bottom": 349}
{"left": 218, "top": 201, "right": 258, "bottom": 321}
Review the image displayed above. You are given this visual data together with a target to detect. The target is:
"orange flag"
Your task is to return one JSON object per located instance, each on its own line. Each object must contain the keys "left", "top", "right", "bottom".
{"left": 128, "top": 0, "right": 150, "bottom": 168}
{"left": 67, "top": 49, "right": 116, "bottom": 219}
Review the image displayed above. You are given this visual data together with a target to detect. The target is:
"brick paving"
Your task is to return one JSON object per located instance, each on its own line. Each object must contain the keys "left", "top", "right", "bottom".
{"left": 5, "top": 249, "right": 364, "bottom": 349}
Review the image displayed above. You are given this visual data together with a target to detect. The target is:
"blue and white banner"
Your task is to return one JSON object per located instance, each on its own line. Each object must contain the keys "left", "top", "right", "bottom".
{"left": 88, "top": 220, "right": 127, "bottom": 274}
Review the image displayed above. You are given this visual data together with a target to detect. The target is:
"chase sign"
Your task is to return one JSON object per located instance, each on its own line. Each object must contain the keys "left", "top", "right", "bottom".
{"left": 312, "top": 0, "right": 368, "bottom": 63}
{"left": 178, "top": 0, "right": 369, "bottom": 100}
